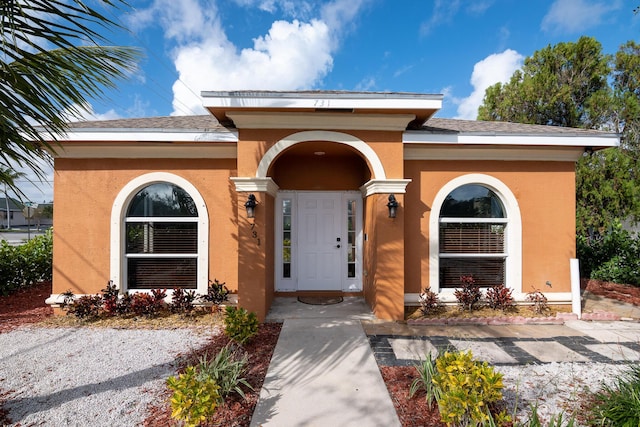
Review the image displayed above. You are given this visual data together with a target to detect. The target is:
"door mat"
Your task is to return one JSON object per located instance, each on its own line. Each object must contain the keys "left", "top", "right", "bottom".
{"left": 297, "top": 296, "right": 344, "bottom": 305}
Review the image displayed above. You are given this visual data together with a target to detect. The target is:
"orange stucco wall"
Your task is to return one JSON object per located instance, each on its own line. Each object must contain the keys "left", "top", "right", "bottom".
{"left": 52, "top": 158, "right": 239, "bottom": 296}
{"left": 404, "top": 160, "right": 576, "bottom": 295}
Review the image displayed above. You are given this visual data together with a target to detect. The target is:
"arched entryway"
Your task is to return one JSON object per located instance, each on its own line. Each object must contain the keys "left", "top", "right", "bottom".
{"left": 267, "top": 134, "right": 372, "bottom": 293}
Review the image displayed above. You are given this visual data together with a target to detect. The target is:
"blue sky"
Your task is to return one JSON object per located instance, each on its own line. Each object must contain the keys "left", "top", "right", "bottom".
{"left": 11, "top": 0, "right": 640, "bottom": 203}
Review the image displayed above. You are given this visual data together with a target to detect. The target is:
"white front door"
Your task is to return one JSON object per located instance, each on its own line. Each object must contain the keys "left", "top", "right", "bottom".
{"left": 275, "top": 191, "right": 362, "bottom": 292}
{"left": 298, "top": 192, "right": 342, "bottom": 291}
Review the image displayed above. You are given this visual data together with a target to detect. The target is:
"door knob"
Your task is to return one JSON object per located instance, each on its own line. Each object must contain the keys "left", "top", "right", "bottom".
{"left": 336, "top": 244, "right": 341, "bottom": 248}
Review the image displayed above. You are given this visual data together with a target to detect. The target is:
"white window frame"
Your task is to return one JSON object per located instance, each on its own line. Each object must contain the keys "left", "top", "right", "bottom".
{"left": 110, "top": 172, "right": 209, "bottom": 294}
{"left": 429, "top": 174, "right": 522, "bottom": 294}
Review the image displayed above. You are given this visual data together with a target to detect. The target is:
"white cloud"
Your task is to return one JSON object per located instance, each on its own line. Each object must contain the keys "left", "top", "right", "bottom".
{"left": 541, "top": 0, "right": 620, "bottom": 34}
{"left": 455, "top": 49, "right": 523, "bottom": 120}
{"left": 133, "top": 0, "right": 364, "bottom": 115}
{"left": 354, "top": 76, "right": 376, "bottom": 91}
{"left": 420, "top": 0, "right": 461, "bottom": 36}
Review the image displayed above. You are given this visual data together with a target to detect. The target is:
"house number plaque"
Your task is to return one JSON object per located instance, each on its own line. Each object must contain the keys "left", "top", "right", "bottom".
{"left": 250, "top": 222, "right": 260, "bottom": 246}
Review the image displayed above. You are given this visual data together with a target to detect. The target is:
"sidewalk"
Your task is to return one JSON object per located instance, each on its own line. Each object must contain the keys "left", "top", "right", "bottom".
{"left": 251, "top": 298, "right": 401, "bottom": 427}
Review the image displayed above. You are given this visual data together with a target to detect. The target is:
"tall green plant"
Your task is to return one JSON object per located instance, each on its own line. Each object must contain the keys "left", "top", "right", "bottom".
{"left": 197, "top": 344, "right": 253, "bottom": 401}
{"left": 0, "top": 229, "right": 52, "bottom": 294}
{"left": 577, "top": 220, "right": 640, "bottom": 285}
{"left": 589, "top": 364, "right": 640, "bottom": 426}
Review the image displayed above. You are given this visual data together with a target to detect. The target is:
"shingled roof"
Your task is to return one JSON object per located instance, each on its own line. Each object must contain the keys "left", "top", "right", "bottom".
{"left": 68, "top": 114, "right": 614, "bottom": 137}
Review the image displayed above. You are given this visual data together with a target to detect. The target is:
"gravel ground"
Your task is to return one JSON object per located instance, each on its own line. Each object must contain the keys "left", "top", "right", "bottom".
{"left": 499, "top": 362, "right": 628, "bottom": 423}
{"left": 0, "top": 327, "right": 212, "bottom": 426}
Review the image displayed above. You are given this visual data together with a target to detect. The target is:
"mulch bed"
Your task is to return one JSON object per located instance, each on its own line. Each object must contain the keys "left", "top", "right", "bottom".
{"left": 0, "top": 281, "right": 53, "bottom": 333}
{"left": 143, "top": 323, "right": 281, "bottom": 427}
{"left": 584, "top": 279, "right": 640, "bottom": 306}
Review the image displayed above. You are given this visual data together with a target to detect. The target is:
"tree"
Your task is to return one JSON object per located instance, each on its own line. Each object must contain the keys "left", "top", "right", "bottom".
{"left": 478, "top": 37, "right": 640, "bottom": 235}
{"left": 478, "top": 36, "right": 611, "bottom": 128}
{"left": 0, "top": 0, "right": 141, "bottom": 193}
{"left": 1, "top": 167, "right": 24, "bottom": 229}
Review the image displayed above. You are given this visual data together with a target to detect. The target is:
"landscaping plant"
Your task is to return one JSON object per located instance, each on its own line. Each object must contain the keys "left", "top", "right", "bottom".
{"left": 409, "top": 351, "right": 440, "bottom": 407}
{"left": 577, "top": 220, "right": 640, "bottom": 286}
{"left": 166, "top": 366, "right": 220, "bottom": 427}
{"left": 434, "top": 350, "right": 509, "bottom": 426}
{"left": 411, "top": 349, "right": 510, "bottom": 426}
{"left": 526, "top": 289, "right": 550, "bottom": 315}
{"left": 60, "top": 291, "right": 103, "bottom": 320}
{"left": 169, "top": 287, "right": 197, "bottom": 315}
{"left": 588, "top": 363, "right": 640, "bottom": 426}
{"left": 0, "top": 229, "right": 52, "bottom": 295}
{"left": 455, "top": 275, "right": 483, "bottom": 311}
{"left": 130, "top": 289, "right": 166, "bottom": 318}
{"left": 200, "top": 279, "right": 230, "bottom": 306}
{"left": 196, "top": 344, "right": 253, "bottom": 402}
{"left": 486, "top": 284, "right": 516, "bottom": 312}
{"left": 418, "top": 286, "right": 444, "bottom": 315}
{"left": 224, "top": 306, "right": 259, "bottom": 345}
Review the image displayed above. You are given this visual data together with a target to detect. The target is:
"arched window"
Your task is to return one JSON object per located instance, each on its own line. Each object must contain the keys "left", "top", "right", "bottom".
{"left": 439, "top": 184, "right": 507, "bottom": 288}
{"left": 125, "top": 183, "right": 198, "bottom": 289}
{"left": 111, "top": 173, "right": 209, "bottom": 293}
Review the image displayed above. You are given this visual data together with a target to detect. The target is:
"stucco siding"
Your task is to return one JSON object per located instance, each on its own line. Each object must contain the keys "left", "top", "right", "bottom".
{"left": 52, "top": 158, "right": 239, "bottom": 296}
{"left": 404, "top": 160, "right": 576, "bottom": 295}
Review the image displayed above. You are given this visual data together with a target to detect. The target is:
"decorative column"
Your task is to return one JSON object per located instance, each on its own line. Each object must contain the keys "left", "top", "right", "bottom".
{"left": 360, "top": 179, "right": 411, "bottom": 320}
{"left": 231, "top": 177, "right": 278, "bottom": 321}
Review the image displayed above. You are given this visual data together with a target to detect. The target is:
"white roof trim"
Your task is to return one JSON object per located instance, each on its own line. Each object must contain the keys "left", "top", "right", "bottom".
{"left": 404, "top": 146, "right": 585, "bottom": 162}
{"left": 202, "top": 91, "right": 443, "bottom": 110}
{"left": 53, "top": 143, "right": 237, "bottom": 159}
{"left": 41, "top": 129, "right": 238, "bottom": 143}
{"left": 404, "top": 131, "right": 619, "bottom": 148}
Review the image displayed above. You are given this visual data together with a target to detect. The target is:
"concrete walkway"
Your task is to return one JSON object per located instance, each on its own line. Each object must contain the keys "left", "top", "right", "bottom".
{"left": 251, "top": 294, "right": 640, "bottom": 426}
{"left": 251, "top": 298, "right": 400, "bottom": 427}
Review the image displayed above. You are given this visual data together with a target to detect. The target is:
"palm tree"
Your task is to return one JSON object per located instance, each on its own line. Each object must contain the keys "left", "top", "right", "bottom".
{"left": 1, "top": 167, "right": 24, "bottom": 229}
{"left": 1, "top": 1, "right": 141, "bottom": 181}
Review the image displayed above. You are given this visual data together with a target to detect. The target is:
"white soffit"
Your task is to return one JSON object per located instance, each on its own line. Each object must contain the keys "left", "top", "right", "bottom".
{"left": 41, "top": 128, "right": 238, "bottom": 143}
{"left": 54, "top": 143, "right": 237, "bottom": 159}
{"left": 226, "top": 111, "right": 416, "bottom": 131}
{"left": 403, "top": 131, "right": 619, "bottom": 148}
{"left": 404, "top": 146, "right": 585, "bottom": 161}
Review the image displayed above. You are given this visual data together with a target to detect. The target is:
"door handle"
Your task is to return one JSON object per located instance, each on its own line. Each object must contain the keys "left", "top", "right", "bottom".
{"left": 336, "top": 244, "right": 341, "bottom": 248}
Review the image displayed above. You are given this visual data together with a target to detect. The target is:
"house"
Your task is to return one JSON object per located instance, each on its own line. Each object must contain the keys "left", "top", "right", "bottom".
{"left": 45, "top": 91, "right": 619, "bottom": 320}
{"left": 1, "top": 197, "right": 26, "bottom": 228}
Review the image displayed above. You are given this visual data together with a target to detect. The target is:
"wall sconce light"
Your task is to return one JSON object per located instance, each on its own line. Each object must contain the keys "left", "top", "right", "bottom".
{"left": 387, "top": 194, "right": 398, "bottom": 218}
{"left": 245, "top": 194, "right": 257, "bottom": 219}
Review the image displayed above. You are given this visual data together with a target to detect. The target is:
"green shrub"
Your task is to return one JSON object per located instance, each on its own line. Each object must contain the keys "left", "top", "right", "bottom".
{"left": 516, "top": 405, "right": 576, "bottom": 427}
{"left": 588, "top": 364, "right": 640, "bottom": 426}
{"left": 433, "top": 350, "right": 507, "bottom": 426}
{"left": 0, "top": 229, "right": 52, "bottom": 295}
{"left": 167, "top": 366, "right": 220, "bottom": 427}
{"left": 170, "top": 288, "right": 197, "bottom": 315}
{"left": 224, "top": 306, "right": 259, "bottom": 345}
{"left": 409, "top": 352, "right": 440, "bottom": 407}
{"left": 197, "top": 344, "right": 253, "bottom": 401}
{"left": 200, "top": 279, "right": 230, "bottom": 306}
{"left": 577, "top": 220, "right": 640, "bottom": 286}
